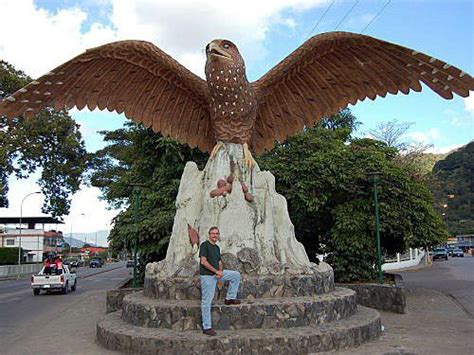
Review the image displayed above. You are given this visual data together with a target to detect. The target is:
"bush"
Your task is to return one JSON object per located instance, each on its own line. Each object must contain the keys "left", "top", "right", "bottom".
{"left": 0, "top": 247, "right": 21, "bottom": 265}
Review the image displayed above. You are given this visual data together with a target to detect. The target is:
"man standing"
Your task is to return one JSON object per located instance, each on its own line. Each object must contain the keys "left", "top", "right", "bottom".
{"left": 200, "top": 226, "right": 241, "bottom": 336}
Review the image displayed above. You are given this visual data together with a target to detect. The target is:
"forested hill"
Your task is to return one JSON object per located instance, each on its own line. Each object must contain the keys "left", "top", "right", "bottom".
{"left": 429, "top": 142, "right": 474, "bottom": 235}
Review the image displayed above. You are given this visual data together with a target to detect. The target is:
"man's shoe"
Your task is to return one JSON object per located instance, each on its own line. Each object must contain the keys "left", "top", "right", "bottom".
{"left": 224, "top": 299, "right": 241, "bottom": 305}
{"left": 202, "top": 328, "right": 217, "bottom": 336}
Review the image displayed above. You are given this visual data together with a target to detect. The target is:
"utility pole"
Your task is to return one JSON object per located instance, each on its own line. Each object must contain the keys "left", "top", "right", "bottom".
{"left": 369, "top": 172, "right": 383, "bottom": 284}
{"left": 18, "top": 191, "right": 41, "bottom": 279}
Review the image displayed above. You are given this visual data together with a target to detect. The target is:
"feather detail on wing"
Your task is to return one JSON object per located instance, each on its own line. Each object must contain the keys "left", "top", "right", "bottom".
{"left": 250, "top": 31, "right": 474, "bottom": 154}
{"left": 0, "top": 40, "right": 214, "bottom": 152}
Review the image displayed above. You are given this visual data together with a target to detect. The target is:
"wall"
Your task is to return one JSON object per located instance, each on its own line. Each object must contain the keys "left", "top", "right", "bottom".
{"left": 0, "top": 263, "right": 42, "bottom": 278}
{"left": 338, "top": 274, "right": 406, "bottom": 314}
{"left": 382, "top": 248, "right": 425, "bottom": 271}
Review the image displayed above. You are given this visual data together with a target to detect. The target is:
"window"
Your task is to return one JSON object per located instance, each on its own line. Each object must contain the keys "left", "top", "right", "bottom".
{"left": 6, "top": 239, "right": 15, "bottom": 246}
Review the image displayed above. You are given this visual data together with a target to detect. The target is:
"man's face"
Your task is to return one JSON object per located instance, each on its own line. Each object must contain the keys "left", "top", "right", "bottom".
{"left": 208, "top": 229, "right": 220, "bottom": 243}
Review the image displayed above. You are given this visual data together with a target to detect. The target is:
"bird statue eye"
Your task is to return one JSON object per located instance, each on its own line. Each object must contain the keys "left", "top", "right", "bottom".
{"left": 223, "top": 43, "right": 230, "bottom": 49}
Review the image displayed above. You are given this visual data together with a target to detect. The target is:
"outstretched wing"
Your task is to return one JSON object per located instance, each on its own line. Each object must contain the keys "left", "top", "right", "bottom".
{"left": 0, "top": 40, "right": 214, "bottom": 152}
{"left": 250, "top": 31, "right": 474, "bottom": 153}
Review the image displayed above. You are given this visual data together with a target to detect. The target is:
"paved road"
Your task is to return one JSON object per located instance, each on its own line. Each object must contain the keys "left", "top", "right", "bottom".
{"left": 0, "top": 262, "right": 130, "bottom": 354}
{"left": 1, "top": 257, "right": 472, "bottom": 354}
{"left": 332, "top": 254, "right": 474, "bottom": 354}
{"left": 400, "top": 255, "right": 474, "bottom": 318}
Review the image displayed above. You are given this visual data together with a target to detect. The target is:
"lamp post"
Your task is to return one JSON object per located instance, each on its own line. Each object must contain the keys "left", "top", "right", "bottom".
{"left": 70, "top": 213, "right": 85, "bottom": 255}
{"left": 368, "top": 172, "right": 383, "bottom": 284}
{"left": 18, "top": 191, "right": 41, "bottom": 279}
{"left": 444, "top": 194, "right": 455, "bottom": 235}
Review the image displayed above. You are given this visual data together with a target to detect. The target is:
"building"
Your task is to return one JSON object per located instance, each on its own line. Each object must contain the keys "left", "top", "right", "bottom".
{"left": 80, "top": 245, "right": 108, "bottom": 256}
{"left": 456, "top": 234, "right": 474, "bottom": 251}
{"left": 0, "top": 217, "right": 65, "bottom": 262}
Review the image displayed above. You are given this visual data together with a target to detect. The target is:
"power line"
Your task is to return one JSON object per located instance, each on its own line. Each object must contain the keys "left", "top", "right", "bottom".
{"left": 334, "top": 0, "right": 359, "bottom": 30}
{"left": 360, "top": 0, "right": 392, "bottom": 34}
{"left": 307, "top": 0, "right": 336, "bottom": 39}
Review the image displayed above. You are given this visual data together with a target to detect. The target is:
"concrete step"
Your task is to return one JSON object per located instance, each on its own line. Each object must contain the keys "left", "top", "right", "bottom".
{"left": 97, "top": 306, "right": 381, "bottom": 354}
{"left": 122, "top": 287, "right": 357, "bottom": 331}
{"left": 144, "top": 270, "right": 334, "bottom": 300}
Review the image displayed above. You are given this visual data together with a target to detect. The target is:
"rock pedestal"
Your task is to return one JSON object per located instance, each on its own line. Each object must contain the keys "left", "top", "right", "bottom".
{"left": 97, "top": 144, "right": 381, "bottom": 353}
{"left": 148, "top": 143, "right": 313, "bottom": 278}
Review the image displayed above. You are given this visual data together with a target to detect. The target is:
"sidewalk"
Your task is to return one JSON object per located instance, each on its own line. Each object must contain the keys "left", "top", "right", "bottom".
{"left": 325, "top": 286, "right": 474, "bottom": 354}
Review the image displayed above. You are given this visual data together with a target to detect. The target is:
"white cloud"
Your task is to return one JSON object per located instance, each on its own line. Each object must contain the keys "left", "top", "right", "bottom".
{"left": 464, "top": 95, "right": 474, "bottom": 114}
{"left": 0, "top": 0, "right": 327, "bottom": 78}
{"left": 1, "top": 0, "right": 328, "bottom": 233}
{"left": 426, "top": 144, "right": 463, "bottom": 154}
{"left": 407, "top": 128, "right": 440, "bottom": 144}
{"left": 441, "top": 96, "right": 474, "bottom": 127}
{"left": 1, "top": 174, "right": 118, "bottom": 234}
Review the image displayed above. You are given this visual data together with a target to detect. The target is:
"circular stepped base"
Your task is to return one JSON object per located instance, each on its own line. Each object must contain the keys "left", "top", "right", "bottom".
{"left": 144, "top": 269, "right": 334, "bottom": 300}
{"left": 97, "top": 306, "right": 381, "bottom": 354}
{"left": 122, "top": 288, "right": 357, "bottom": 331}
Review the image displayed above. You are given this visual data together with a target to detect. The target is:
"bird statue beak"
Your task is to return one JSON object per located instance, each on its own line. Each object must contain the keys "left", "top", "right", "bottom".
{"left": 208, "top": 42, "right": 232, "bottom": 61}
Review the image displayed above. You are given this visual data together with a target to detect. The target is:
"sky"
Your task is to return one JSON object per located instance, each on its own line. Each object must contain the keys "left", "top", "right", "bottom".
{"left": 0, "top": 0, "right": 473, "bottom": 238}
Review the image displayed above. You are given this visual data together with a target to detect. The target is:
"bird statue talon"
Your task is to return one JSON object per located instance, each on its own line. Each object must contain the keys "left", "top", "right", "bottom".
{"left": 243, "top": 143, "right": 255, "bottom": 171}
{"left": 210, "top": 142, "right": 225, "bottom": 159}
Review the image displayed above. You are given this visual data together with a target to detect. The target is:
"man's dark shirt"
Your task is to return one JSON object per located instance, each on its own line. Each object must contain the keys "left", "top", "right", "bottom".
{"left": 199, "top": 240, "right": 221, "bottom": 276}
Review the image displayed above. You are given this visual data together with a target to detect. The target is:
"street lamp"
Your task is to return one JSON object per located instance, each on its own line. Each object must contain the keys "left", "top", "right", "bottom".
{"left": 18, "top": 191, "right": 41, "bottom": 279}
{"left": 70, "top": 213, "right": 86, "bottom": 254}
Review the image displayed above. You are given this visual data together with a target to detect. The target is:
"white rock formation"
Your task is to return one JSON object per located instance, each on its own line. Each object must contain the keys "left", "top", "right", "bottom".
{"left": 146, "top": 143, "right": 315, "bottom": 278}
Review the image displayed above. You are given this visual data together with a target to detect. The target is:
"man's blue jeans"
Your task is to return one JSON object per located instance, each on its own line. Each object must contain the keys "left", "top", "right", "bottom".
{"left": 200, "top": 270, "right": 241, "bottom": 330}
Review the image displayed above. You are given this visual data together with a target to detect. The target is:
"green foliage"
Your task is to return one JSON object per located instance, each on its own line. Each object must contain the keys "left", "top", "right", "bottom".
{"left": 428, "top": 142, "right": 474, "bottom": 235}
{"left": 89, "top": 123, "right": 208, "bottom": 279}
{"left": 0, "top": 247, "right": 21, "bottom": 265}
{"left": 90, "top": 106, "right": 447, "bottom": 283}
{"left": 258, "top": 112, "right": 448, "bottom": 282}
{"left": 0, "top": 60, "right": 88, "bottom": 216}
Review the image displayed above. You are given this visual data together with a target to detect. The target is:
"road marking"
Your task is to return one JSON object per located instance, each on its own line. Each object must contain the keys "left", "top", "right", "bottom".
{"left": 0, "top": 289, "right": 30, "bottom": 301}
{"left": 0, "top": 296, "right": 21, "bottom": 304}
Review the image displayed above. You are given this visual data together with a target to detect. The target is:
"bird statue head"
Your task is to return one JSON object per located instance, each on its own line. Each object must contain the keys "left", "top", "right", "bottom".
{"left": 205, "top": 39, "right": 246, "bottom": 81}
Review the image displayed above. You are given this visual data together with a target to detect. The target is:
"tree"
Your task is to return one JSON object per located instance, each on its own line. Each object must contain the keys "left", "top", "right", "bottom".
{"left": 258, "top": 113, "right": 447, "bottom": 282}
{"left": 0, "top": 60, "right": 88, "bottom": 216}
{"left": 368, "top": 119, "right": 413, "bottom": 151}
{"left": 89, "top": 122, "right": 208, "bottom": 280}
{"left": 368, "top": 119, "right": 435, "bottom": 179}
{"left": 90, "top": 107, "right": 447, "bottom": 283}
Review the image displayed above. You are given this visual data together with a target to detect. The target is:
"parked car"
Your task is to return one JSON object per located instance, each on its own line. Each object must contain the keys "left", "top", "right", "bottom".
{"left": 126, "top": 259, "right": 135, "bottom": 268}
{"left": 64, "top": 258, "right": 83, "bottom": 267}
{"left": 31, "top": 265, "right": 77, "bottom": 295}
{"left": 89, "top": 257, "right": 104, "bottom": 268}
{"left": 432, "top": 248, "right": 448, "bottom": 261}
{"left": 452, "top": 248, "right": 464, "bottom": 257}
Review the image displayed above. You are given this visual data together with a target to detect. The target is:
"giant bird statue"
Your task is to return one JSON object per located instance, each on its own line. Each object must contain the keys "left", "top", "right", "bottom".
{"left": 1, "top": 32, "right": 472, "bottom": 168}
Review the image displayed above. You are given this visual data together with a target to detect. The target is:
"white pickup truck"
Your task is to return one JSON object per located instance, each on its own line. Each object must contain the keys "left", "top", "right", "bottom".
{"left": 31, "top": 265, "right": 77, "bottom": 296}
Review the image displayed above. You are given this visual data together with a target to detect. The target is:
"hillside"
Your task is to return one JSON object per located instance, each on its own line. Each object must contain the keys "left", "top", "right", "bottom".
{"left": 63, "top": 230, "right": 109, "bottom": 247}
{"left": 428, "top": 142, "right": 474, "bottom": 235}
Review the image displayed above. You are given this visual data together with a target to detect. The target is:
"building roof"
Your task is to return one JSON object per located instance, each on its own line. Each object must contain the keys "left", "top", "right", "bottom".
{"left": 0, "top": 217, "right": 64, "bottom": 225}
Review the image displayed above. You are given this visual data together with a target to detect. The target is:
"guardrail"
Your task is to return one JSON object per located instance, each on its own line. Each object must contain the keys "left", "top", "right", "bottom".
{"left": 382, "top": 248, "right": 425, "bottom": 271}
{"left": 0, "top": 263, "right": 43, "bottom": 277}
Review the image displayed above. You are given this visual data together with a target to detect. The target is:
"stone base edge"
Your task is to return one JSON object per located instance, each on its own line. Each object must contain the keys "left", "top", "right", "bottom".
{"left": 144, "top": 269, "right": 334, "bottom": 300}
{"left": 338, "top": 279, "right": 406, "bottom": 314}
{"left": 97, "top": 306, "right": 381, "bottom": 354}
